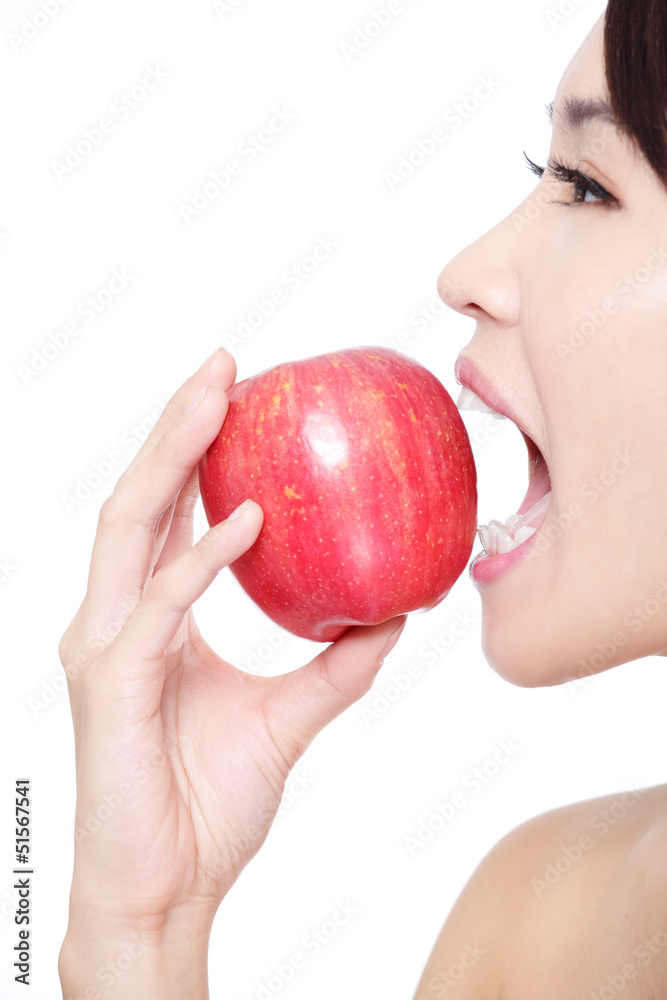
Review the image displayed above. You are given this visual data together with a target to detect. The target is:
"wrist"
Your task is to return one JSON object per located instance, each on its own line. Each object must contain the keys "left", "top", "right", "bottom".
{"left": 59, "top": 907, "right": 213, "bottom": 1000}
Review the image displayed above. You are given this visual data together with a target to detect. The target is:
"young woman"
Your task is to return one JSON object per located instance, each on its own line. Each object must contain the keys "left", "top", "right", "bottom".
{"left": 57, "top": 3, "right": 667, "bottom": 997}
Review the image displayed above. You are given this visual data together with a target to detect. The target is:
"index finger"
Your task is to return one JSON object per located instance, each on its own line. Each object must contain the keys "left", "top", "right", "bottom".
{"left": 117, "top": 346, "right": 236, "bottom": 485}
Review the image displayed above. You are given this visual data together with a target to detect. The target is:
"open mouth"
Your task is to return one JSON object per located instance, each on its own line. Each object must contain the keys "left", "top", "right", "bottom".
{"left": 477, "top": 431, "right": 552, "bottom": 556}
{"left": 457, "top": 387, "right": 552, "bottom": 559}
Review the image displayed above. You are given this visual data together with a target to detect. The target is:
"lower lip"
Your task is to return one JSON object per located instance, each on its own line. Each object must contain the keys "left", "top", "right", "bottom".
{"left": 470, "top": 497, "right": 552, "bottom": 587}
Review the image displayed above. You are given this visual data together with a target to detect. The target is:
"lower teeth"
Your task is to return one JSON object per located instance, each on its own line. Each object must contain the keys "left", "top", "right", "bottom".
{"left": 478, "top": 490, "right": 552, "bottom": 556}
{"left": 477, "top": 519, "right": 537, "bottom": 556}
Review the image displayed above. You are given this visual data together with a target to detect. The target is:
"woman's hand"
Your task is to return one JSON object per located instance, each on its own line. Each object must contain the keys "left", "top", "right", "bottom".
{"left": 57, "top": 348, "right": 405, "bottom": 999}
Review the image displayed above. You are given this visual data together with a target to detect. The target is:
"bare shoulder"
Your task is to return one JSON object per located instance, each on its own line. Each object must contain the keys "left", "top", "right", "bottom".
{"left": 412, "top": 783, "right": 667, "bottom": 1000}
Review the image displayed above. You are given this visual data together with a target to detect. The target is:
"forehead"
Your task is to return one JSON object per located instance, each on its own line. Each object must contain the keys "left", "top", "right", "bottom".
{"left": 553, "top": 15, "right": 608, "bottom": 123}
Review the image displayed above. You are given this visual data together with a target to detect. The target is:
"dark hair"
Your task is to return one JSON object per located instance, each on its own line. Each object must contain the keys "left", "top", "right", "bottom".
{"left": 605, "top": 0, "right": 667, "bottom": 183}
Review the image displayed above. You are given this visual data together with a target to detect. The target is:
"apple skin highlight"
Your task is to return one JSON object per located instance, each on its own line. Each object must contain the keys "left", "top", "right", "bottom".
{"left": 199, "top": 347, "right": 477, "bottom": 642}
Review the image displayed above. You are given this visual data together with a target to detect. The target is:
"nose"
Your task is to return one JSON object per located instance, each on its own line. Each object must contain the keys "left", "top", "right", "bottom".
{"left": 437, "top": 211, "right": 521, "bottom": 329}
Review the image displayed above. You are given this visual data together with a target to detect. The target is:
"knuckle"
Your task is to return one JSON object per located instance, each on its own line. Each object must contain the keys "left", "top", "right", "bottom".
{"left": 97, "top": 488, "right": 156, "bottom": 533}
{"left": 97, "top": 494, "right": 120, "bottom": 530}
{"left": 57, "top": 629, "right": 71, "bottom": 668}
{"left": 148, "top": 564, "right": 172, "bottom": 602}
{"left": 161, "top": 394, "right": 183, "bottom": 423}
{"left": 316, "top": 648, "right": 344, "bottom": 699}
{"left": 57, "top": 608, "right": 82, "bottom": 668}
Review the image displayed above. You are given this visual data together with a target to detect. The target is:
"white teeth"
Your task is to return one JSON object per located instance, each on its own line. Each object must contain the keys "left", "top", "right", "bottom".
{"left": 456, "top": 387, "right": 507, "bottom": 421}
{"left": 514, "top": 525, "right": 537, "bottom": 545}
{"left": 477, "top": 517, "right": 537, "bottom": 557}
{"left": 496, "top": 530, "right": 516, "bottom": 555}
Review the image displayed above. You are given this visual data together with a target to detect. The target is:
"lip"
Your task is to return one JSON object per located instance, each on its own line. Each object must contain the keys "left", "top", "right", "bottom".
{"left": 454, "top": 354, "right": 532, "bottom": 437}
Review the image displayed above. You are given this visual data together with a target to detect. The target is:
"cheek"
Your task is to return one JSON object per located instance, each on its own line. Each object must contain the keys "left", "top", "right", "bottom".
{"left": 485, "top": 226, "right": 667, "bottom": 682}
{"left": 522, "top": 217, "right": 667, "bottom": 518}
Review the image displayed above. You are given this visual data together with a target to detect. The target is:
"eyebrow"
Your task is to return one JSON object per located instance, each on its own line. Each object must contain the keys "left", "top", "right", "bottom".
{"left": 546, "top": 97, "right": 618, "bottom": 131}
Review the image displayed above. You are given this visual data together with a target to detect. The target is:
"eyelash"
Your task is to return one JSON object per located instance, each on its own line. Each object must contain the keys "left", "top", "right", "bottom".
{"left": 523, "top": 152, "right": 617, "bottom": 207}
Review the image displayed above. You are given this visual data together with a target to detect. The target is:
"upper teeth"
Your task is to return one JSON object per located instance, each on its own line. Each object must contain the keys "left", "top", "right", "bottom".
{"left": 457, "top": 387, "right": 507, "bottom": 421}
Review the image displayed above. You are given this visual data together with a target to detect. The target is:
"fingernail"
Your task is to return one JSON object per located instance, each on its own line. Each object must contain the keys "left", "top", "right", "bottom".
{"left": 185, "top": 385, "right": 208, "bottom": 414}
{"left": 196, "top": 347, "right": 222, "bottom": 372}
{"left": 378, "top": 618, "right": 406, "bottom": 662}
{"left": 227, "top": 498, "right": 252, "bottom": 521}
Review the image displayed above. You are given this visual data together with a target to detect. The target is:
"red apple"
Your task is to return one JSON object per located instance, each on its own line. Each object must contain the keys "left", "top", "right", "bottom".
{"left": 198, "top": 347, "right": 477, "bottom": 642}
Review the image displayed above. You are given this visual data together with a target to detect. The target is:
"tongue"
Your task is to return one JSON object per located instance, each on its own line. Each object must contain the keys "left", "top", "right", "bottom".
{"left": 510, "top": 455, "right": 552, "bottom": 535}
{"left": 510, "top": 491, "right": 552, "bottom": 536}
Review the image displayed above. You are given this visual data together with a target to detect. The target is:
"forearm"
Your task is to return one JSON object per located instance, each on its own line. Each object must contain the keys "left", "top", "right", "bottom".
{"left": 59, "top": 912, "right": 212, "bottom": 1000}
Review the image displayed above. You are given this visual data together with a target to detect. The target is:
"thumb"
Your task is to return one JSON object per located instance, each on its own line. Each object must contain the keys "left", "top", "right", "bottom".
{"left": 265, "top": 616, "right": 406, "bottom": 768}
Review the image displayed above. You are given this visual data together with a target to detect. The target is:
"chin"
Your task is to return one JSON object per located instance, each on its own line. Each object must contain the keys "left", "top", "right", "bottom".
{"left": 479, "top": 611, "right": 595, "bottom": 689}
{"left": 479, "top": 602, "right": 661, "bottom": 689}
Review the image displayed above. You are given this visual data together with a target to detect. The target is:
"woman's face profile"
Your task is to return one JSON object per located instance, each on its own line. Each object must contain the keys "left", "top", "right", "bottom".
{"left": 438, "top": 15, "right": 667, "bottom": 688}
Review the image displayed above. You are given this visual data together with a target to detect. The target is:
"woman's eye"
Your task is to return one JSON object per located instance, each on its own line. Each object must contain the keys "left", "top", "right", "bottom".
{"left": 523, "top": 152, "right": 616, "bottom": 207}
{"left": 569, "top": 174, "right": 607, "bottom": 204}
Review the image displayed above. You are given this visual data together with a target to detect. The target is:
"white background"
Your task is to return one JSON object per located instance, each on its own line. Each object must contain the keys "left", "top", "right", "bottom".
{"left": 2, "top": 0, "right": 665, "bottom": 997}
